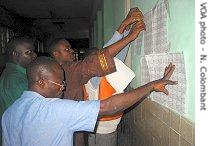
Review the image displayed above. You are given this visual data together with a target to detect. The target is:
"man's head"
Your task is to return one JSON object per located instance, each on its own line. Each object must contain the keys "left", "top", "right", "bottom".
{"left": 48, "top": 39, "right": 74, "bottom": 63}
{"left": 5, "top": 37, "right": 37, "bottom": 68}
{"left": 27, "top": 56, "right": 66, "bottom": 98}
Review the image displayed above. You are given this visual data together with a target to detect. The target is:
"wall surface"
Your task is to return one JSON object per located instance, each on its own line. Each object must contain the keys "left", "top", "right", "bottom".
{"left": 102, "top": 0, "right": 114, "bottom": 44}
{"left": 118, "top": 98, "right": 195, "bottom": 146}
{"left": 128, "top": 0, "right": 195, "bottom": 121}
{"left": 117, "top": 0, "right": 195, "bottom": 145}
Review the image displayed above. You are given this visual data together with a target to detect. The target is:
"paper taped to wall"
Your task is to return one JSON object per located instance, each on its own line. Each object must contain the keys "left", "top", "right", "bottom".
{"left": 143, "top": 2, "right": 170, "bottom": 55}
{"left": 142, "top": 53, "right": 187, "bottom": 114}
{"left": 132, "top": 31, "right": 143, "bottom": 56}
{"left": 140, "top": 56, "right": 150, "bottom": 85}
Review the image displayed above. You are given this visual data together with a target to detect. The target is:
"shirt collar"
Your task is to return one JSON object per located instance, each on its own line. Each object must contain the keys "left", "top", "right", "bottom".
{"left": 21, "top": 91, "right": 45, "bottom": 99}
{"left": 6, "top": 62, "right": 26, "bottom": 74}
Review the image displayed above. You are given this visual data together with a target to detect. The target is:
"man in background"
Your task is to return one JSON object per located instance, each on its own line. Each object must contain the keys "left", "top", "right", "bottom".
{"left": 0, "top": 37, "right": 37, "bottom": 145}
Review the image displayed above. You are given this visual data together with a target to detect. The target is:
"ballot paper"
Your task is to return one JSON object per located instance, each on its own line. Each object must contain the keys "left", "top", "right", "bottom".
{"left": 143, "top": 2, "right": 170, "bottom": 55}
{"left": 143, "top": 53, "right": 187, "bottom": 114}
{"left": 132, "top": 31, "right": 143, "bottom": 56}
{"left": 140, "top": 56, "right": 150, "bottom": 85}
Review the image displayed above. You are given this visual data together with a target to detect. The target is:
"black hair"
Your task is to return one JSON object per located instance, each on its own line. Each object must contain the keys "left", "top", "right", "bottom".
{"left": 47, "top": 38, "right": 67, "bottom": 56}
{"left": 26, "top": 56, "right": 61, "bottom": 85}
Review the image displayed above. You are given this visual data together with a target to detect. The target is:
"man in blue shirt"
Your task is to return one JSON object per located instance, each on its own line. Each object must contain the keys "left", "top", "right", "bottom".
{"left": 2, "top": 57, "right": 177, "bottom": 146}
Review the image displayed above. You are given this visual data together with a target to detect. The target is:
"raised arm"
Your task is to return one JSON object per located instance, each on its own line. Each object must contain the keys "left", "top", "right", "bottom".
{"left": 104, "top": 7, "right": 142, "bottom": 48}
{"left": 99, "top": 63, "right": 177, "bottom": 116}
{"left": 105, "top": 20, "right": 145, "bottom": 59}
{"left": 104, "top": 8, "right": 145, "bottom": 58}
{"left": 89, "top": 8, "right": 143, "bottom": 88}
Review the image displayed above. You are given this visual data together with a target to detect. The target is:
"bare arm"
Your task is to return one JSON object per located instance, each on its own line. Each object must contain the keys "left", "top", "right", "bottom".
{"left": 104, "top": 8, "right": 145, "bottom": 58}
{"left": 99, "top": 63, "right": 177, "bottom": 116}
{"left": 106, "top": 20, "right": 145, "bottom": 58}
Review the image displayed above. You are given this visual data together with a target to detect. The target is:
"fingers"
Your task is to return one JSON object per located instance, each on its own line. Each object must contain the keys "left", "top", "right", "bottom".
{"left": 130, "top": 7, "right": 143, "bottom": 18}
{"left": 164, "top": 62, "right": 172, "bottom": 76}
{"left": 165, "top": 80, "right": 178, "bottom": 85}
{"left": 165, "top": 64, "right": 175, "bottom": 79}
{"left": 131, "top": 16, "right": 141, "bottom": 24}
{"left": 163, "top": 80, "right": 178, "bottom": 95}
{"left": 164, "top": 63, "right": 175, "bottom": 80}
{"left": 127, "top": 7, "right": 144, "bottom": 23}
{"left": 163, "top": 88, "right": 169, "bottom": 95}
{"left": 155, "top": 80, "right": 177, "bottom": 95}
{"left": 132, "top": 20, "right": 146, "bottom": 30}
{"left": 128, "top": 19, "right": 146, "bottom": 41}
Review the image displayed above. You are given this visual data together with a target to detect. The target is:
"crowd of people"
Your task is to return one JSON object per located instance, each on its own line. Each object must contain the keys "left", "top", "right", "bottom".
{"left": 0, "top": 8, "right": 177, "bottom": 146}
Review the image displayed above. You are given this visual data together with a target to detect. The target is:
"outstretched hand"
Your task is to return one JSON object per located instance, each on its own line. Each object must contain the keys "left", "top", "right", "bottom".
{"left": 152, "top": 63, "right": 178, "bottom": 95}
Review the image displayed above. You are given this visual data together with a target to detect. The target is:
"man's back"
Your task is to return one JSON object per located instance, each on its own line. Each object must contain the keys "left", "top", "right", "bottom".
{"left": 2, "top": 91, "right": 100, "bottom": 146}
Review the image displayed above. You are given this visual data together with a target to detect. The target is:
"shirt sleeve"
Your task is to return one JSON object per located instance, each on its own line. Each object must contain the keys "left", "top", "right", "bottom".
{"left": 103, "top": 30, "right": 130, "bottom": 62}
{"left": 89, "top": 30, "right": 131, "bottom": 89}
{"left": 103, "top": 31, "right": 123, "bottom": 48}
{"left": 47, "top": 99, "right": 100, "bottom": 132}
{"left": 75, "top": 49, "right": 116, "bottom": 84}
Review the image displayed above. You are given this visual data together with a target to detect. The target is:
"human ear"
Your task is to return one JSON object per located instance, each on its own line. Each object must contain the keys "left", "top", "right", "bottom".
{"left": 53, "top": 51, "right": 60, "bottom": 57}
{"left": 37, "top": 79, "right": 46, "bottom": 89}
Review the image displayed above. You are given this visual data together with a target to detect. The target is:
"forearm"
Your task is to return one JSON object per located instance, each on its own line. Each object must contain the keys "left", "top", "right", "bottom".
{"left": 105, "top": 36, "right": 132, "bottom": 58}
{"left": 99, "top": 82, "right": 154, "bottom": 116}
{"left": 115, "top": 43, "right": 129, "bottom": 62}
{"left": 117, "top": 20, "right": 127, "bottom": 34}
{"left": 103, "top": 31, "right": 123, "bottom": 48}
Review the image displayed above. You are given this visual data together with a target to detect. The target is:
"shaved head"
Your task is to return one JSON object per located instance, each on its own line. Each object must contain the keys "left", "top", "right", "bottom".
{"left": 26, "top": 56, "right": 63, "bottom": 86}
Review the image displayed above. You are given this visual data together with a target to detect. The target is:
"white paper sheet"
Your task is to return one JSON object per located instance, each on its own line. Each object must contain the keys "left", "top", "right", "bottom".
{"left": 143, "top": 53, "right": 187, "bottom": 114}
{"left": 140, "top": 56, "right": 150, "bottom": 85}
{"left": 132, "top": 32, "right": 143, "bottom": 56}
{"left": 143, "top": 2, "right": 170, "bottom": 55}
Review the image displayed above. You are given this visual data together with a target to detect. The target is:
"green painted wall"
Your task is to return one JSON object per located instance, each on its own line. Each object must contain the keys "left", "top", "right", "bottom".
{"left": 168, "top": 0, "right": 195, "bottom": 121}
{"left": 102, "top": 0, "right": 125, "bottom": 45}
{"left": 97, "top": 11, "right": 103, "bottom": 49}
{"left": 130, "top": 0, "right": 195, "bottom": 121}
{"left": 93, "top": 20, "right": 97, "bottom": 47}
{"left": 103, "top": 0, "right": 114, "bottom": 44}
{"left": 113, "top": 0, "right": 125, "bottom": 30}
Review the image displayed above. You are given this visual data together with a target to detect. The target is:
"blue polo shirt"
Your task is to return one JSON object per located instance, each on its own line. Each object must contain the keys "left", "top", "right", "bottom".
{"left": 2, "top": 91, "right": 100, "bottom": 146}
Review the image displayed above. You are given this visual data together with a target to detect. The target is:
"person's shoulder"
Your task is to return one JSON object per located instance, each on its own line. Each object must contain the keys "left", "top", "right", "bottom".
{"left": 5, "top": 73, "right": 27, "bottom": 83}
{"left": 2, "top": 66, "right": 26, "bottom": 78}
{"left": 62, "top": 60, "right": 84, "bottom": 73}
{"left": 61, "top": 61, "right": 77, "bottom": 68}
